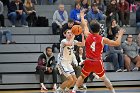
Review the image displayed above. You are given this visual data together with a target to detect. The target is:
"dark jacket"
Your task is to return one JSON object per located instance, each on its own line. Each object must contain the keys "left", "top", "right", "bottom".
{"left": 8, "top": 1, "right": 24, "bottom": 13}
{"left": 36, "top": 52, "right": 56, "bottom": 71}
{"left": 107, "top": 26, "right": 120, "bottom": 40}
{"left": 136, "top": 6, "right": 140, "bottom": 23}
{"left": 106, "top": 3, "right": 118, "bottom": 17}
{"left": 75, "top": 53, "right": 86, "bottom": 66}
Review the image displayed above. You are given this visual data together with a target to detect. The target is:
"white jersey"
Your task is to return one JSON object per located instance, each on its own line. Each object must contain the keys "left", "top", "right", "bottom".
{"left": 60, "top": 39, "right": 78, "bottom": 62}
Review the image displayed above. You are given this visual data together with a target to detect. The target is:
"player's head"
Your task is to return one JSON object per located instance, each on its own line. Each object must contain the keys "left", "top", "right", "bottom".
{"left": 63, "top": 29, "right": 73, "bottom": 39}
{"left": 68, "top": 19, "right": 74, "bottom": 28}
{"left": 89, "top": 20, "right": 101, "bottom": 33}
{"left": 46, "top": 47, "right": 53, "bottom": 57}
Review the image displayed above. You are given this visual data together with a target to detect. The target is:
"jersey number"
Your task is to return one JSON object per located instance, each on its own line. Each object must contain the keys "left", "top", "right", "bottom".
{"left": 90, "top": 42, "right": 96, "bottom": 51}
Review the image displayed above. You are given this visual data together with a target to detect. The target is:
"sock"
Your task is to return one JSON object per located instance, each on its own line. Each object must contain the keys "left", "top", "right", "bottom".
{"left": 72, "top": 85, "right": 78, "bottom": 91}
{"left": 111, "top": 89, "right": 116, "bottom": 93}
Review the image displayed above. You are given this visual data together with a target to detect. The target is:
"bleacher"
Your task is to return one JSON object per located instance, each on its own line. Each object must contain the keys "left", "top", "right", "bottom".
{"left": 0, "top": 0, "right": 140, "bottom": 90}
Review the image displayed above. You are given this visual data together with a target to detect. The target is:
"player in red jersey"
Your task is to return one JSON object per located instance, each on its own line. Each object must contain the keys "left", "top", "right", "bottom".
{"left": 71, "top": 10, "right": 125, "bottom": 93}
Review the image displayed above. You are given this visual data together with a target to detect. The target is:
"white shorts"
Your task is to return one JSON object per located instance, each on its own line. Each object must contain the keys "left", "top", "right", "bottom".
{"left": 57, "top": 59, "right": 75, "bottom": 77}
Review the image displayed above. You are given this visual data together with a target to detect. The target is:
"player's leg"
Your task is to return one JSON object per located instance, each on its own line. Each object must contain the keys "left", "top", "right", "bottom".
{"left": 92, "top": 60, "right": 115, "bottom": 93}
{"left": 72, "top": 60, "right": 91, "bottom": 92}
{"left": 100, "top": 74, "right": 115, "bottom": 93}
{"left": 73, "top": 72, "right": 87, "bottom": 91}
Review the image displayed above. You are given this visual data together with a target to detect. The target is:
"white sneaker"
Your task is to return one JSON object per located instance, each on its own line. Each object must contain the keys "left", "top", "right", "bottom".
{"left": 116, "top": 69, "right": 123, "bottom": 72}
{"left": 82, "top": 83, "right": 87, "bottom": 89}
{"left": 132, "top": 67, "right": 138, "bottom": 71}
{"left": 22, "top": 25, "right": 28, "bottom": 27}
{"left": 12, "top": 25, "right": 15, "bottom": 27}
{"left": 53, "top": 84, "right": 57, "bottom": 90}
{"left": 55, "top": 89, "right": 63, "bottom": 93}
{"left": 123, "top": 69, "right": 127, "bottom": 72}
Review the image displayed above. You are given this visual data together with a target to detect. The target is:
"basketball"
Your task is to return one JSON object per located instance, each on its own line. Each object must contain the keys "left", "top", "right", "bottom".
{"left": 71, "top": 25, "right": 83, "bottom": 35}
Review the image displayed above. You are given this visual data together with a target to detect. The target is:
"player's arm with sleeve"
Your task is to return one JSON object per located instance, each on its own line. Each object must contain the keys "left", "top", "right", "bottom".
{"left": 80, "top": 10, "right": 90, "bottom": 38}
{"left": 103, "top": 28, "right": 125, "bottom": 46}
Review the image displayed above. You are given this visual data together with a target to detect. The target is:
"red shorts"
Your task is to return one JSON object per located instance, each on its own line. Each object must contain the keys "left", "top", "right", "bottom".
{"left": 82, "top": 60, "right": 105, "bottom": 77}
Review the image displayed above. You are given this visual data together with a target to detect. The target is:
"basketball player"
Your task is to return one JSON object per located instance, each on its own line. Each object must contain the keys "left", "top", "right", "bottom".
{"left": 71, "top": 10, "right": 125, "bottom": 93}
{"left": 56, "top": 29, "right": 85, "bottom": 93}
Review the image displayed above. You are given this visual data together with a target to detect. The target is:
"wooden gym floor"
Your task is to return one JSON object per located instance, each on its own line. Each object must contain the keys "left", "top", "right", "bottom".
{"left": 0, "top": 87, "right": 140, "bottom": 93}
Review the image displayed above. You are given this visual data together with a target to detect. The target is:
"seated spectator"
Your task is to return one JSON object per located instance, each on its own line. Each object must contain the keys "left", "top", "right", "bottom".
{"left": 7, "top": 0, "right": 27, "bottom": 27}
{"left": 24, "top": 0, "right": 37, "bottom": 27}
{"left": 94, "top": 0, "right": 105, "bottom": 13}
{"left": 0, "top": 29, "right": 15, "bottom": 44}
{"left": 86, "top": 3, "right": 104, "bottom": 23}
{"left": 136, "top": 4, "right": 140, "bottom": 31}
{"left": 70, "top": 3, "right": 81, "bottom": 25}
{"left": 107, "top": 19, "right": 120, "bottom": 40}
{"left": 52, "top": 4, "right": 68, "bottom": 35}
{"left": 60, "top": 19, "right": 74, "bottom": 41}
{"left": 81, "top": 0, "right": 89, "bottom": 13}
{"left": 106, "top": 0, "right": 118, "bottom": 27}
{"left": 104, "top": 34, "right": 124, "bottom": 72}
{"left": 0, "top": 1, "right": 5, "bottom": 27}
{"left": 118, "top": 0, "right": 130, "bottom": 27}
{"left": 122, "top": 35, "right": 140, "bottom": 71}
{"left": 36, "top": 47, "right": 57, "bottom": 90}
{"left": 74, "top": 46, "right": 86, "bottom": 89}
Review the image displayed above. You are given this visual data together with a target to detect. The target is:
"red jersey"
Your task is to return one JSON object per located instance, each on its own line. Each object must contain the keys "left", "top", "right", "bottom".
{"left": 85, "top": 33, "right": 103, "bottom": 60}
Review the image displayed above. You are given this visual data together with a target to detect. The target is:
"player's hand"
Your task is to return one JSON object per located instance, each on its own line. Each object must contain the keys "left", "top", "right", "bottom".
{"left": 80, "top": 9, "right": 86, "bottom": 18}
{"left": 118, "top": 28, "right": 125, "bottom": 36}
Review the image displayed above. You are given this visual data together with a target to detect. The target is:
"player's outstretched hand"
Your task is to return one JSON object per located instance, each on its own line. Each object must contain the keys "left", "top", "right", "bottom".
{"left": 80, "top": 9, "right": 86, "bottom": 18}
{"left": 118, "top": 28, "right": 125, "bottom": 36}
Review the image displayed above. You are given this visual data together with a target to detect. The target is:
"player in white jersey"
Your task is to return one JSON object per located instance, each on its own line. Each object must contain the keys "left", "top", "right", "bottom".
{"left": 56, "top": 29, "right": 85, "bottom": 93}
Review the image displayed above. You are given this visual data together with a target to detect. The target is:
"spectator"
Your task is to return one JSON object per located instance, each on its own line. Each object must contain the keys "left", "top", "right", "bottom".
{"left": 136, "top": 4, "right": 140, "bottom": 31}
{"left": 70, "top": 3, "right": 81, "bottom": 25}
{"left": 0, "top": 29, "right": 15, "bottom": 44}
{"left": 104, "top": 34, "right": 124, "bottom": 72}
{"left": 86, "top": 3, "right": 104, "bottom": 23}
{"left": 48, "top": 0, "right": 57, "bottom": 4}
{"left": 24, "top": 0, "right": 37, "bottom": 27}
{"left": 75, "top": 0, "right": 82, "bottom": 3}
{"left": 36, "top": 47, "right": 57, "bottom": 90}
{"left": 107, "top": 19, "right": 120, "bottom": 40}
{"left": 122, "top": 35, "right": 140, "bottom": 71}
{"left": 0, "top": 1, "right": 5, "bottom": 27}
{"left": 60, "top": 19, "right": 74, "bottom": 41}
{"left": 137, "top": 33, "right": 140, "bottom": 53}
{"left": 106, "top": 0, "right": 118, "bottom": 27}
{"left": 0, "top": 0, "right": 10, "bottom": 8}
{"left": 118, "top": 0, "right": 130, "bottom": 27}
{"left": 94, "top": 0, "right": 105, "bottom": 12}
{"left": 81, "top": 0, "right": 89, "bottom": 13}
{"left": 129, "top": 0, "right": 136, "bottom": 12}
{"left": 7, "top": 0, "right": 27, "bottom": 27}
{"left": 52, "top": 4, "right": 68, "bottom": 35}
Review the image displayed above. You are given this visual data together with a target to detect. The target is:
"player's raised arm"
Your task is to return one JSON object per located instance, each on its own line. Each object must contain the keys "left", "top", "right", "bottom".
{"left": 103, "top": 28, "right": 125, "bottom": 46}
{"left": 75, "top": 33, "right": 85, "bottom": 46}
{"left": 80, "top": 10, "right": 90, "bottom": 37}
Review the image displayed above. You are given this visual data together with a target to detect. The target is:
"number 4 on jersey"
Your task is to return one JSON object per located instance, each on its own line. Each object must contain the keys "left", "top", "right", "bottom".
{"left": 91, "top": 42, "right": 96, "bottom": 51}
